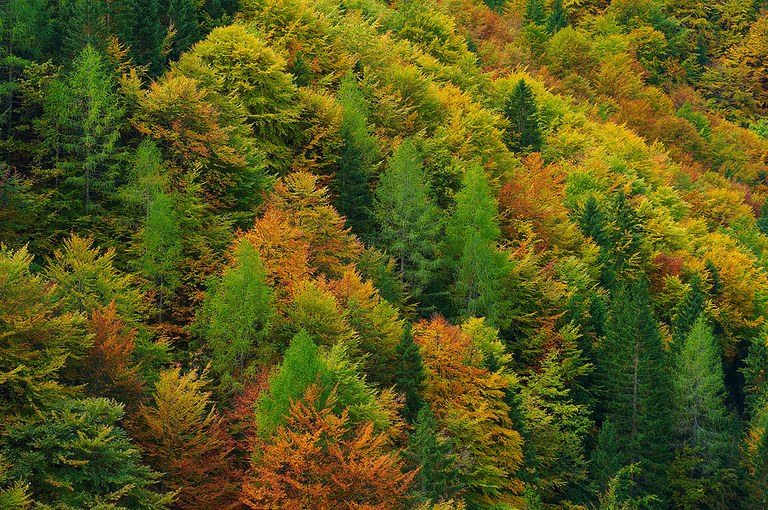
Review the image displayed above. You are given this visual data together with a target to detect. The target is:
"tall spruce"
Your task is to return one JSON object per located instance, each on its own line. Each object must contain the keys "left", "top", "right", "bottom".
{"left": 671, "top": 275, "right": 706, "bottom": 345}
{"left": 504, "top": 79, "right": 543, "bottom": 153}
{"left": 524, "top": 0, "right": 547, "bottom": 25}
{"left": 395, "top": 324, "right": 425, "bottom": 424}
{"left": 547, "top": 0, "right": 568, "bottom": 33}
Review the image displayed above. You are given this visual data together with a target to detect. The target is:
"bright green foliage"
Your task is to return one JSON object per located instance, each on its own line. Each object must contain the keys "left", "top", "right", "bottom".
{"left": 504, "top": 79, "right": 543, "bottom": 153}
{"left": 196, "top": 239, "right": 276, "bottom": 392}
{"left": 444, "top": 164, "right": 508, "bottom": 323}
{"left": 671, "top": 318, "right": 739, "bottom": 509}
{"left": 546, "top": 0, "right": 568, "bottom": 34}
{"left": 597, "top": 464, "right": 659, "bottom": 510}
{"left": 46, "top": 234, "right": 143, "bottom": 320}
{"left": 38, "top": 45, "right": 124, "bottom": 231}
{"left": 672, "top": 275, "right": 707, "bottom": 345}
{"left": 334, "top": 74, "right": 378, "bottom": 238}
{"left": 745, "top": 400, "right": 768, "bottom": 510}
{"left": 374, "top": 139, "right": 442, "bottom": 310}
{"left": 598, "top": 280, "right": 674, "bottom": 502}
{"left": 0, "top": 244, "right": 87, "bottom": 423}
{"left": 3, "top": 398, "right": 170, "bottom": 509}
{"left": 404, "top": 406, "right": 463, "bottom": 505}
{"left": 395, "top": 325, "right": 425, "bottom": 423}
{"left": 0, "top": 454, "right": 31, "bottom": 509}
{"left": 743, "top": 331, "right": 768, "bottom": 416}
{"left": 599, "top": 194, "right": 645, "bottom": 287}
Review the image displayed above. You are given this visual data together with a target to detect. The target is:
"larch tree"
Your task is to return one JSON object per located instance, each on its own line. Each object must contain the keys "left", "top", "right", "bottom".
{"left": 444, "top": 163, "right": 509, "bottom": 324}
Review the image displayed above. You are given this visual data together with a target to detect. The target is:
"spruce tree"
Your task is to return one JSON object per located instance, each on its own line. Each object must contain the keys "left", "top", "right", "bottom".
{"left": 578, "top": 195, "right": 607, "bottom": 247}
{"left": 444, "top": 163, "right": 508, "bottom": 324}
{"left": 671, "top": 275, "right": 706, "bottom": 345}
{"left": 598, "top": 280, "right": 674, "bottom": 502}
{"left": 404, "top": 406, "right": 464, "bottom": 505}
{"left": 547, "top": 0, "right": 568, "bottom": 34}
{"left": 758, "top": 199, "right": 768, "bottom": 236}
{"left": 524, "top": 0, "right": 547, "bottom": 25}
{"left": 166, "top": 0, "right": 200, "bottom": 61}
{"left": 395, "top": 324, "right": 425, "bottom": 424}
{"left": 333, "top": 74, "right": 378, "bottom": 239}
{"left": 504, "top": 79, "right": 543, "bottom": 153}
{"left": 374, "top": 139, "right": 442, "bottom": 310}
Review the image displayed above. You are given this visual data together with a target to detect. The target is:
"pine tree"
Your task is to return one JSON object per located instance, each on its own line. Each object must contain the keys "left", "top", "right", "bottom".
{"left": 598, "top": 280, "right": 674, "bottom": 502}
{"left": 444, "top": 163, "right": 508, "bottom": 324}
{"left": 3, "top": 398, "right": 170, "bottom": 508}
{"left": 547, "top": 0, "right": 568, "bottom": 34}
{"left": 134, "top": 367, "right": 237, "bottom": 509}
{"left": 504, "top": 79, "right": 543, "bottom": 153}
{"left": 333, "top": 74, "right": 378, "bottom": 239}
{"left": 395, "top": 324, "right": 425, "bottom": 424}
{"left": 671, "top": 318, "right": 739, "bottom": 509}
{"left": 196, "top": 239, "right": 276, "bottom": 392}
{"left": 404, "top": 406, "right": 463, "bottom": 505}
{"left": 374, "top": 139, "right": 442, "bottom": 310}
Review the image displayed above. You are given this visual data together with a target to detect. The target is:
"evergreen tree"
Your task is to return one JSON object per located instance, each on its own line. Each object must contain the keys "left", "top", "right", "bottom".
{"left": 591, "top": 420, "right": 624, "bottom": 494}
{"left": 743, "top": 329, "right": 768, "bottom": 417}
{"left": 598, "top": 280, "right": 674, "bottom": 502}
{"left": 524, "top": 0, "right": 547, "bottom": 25}
{"left": 115, "top": 0, "right": 164, "bottom": 75}
{"left": 196, "top": 239, "right": 276, "bottom": 392}
{"left": 671, "top": 275, "right": 706, "bottom": 345}
{"left": 758, "top": 199, "right": 768, "bottom": 236}
{"left": 745, "top": 400, "right": 768, "bottom": 510}
{"left": 504, "top": 79, "right": 543, "bottom": 153}
{"left": 578, "top": 195, "right": 607, "bottom": 247}
{"left": 374, "top": 139, "right": 442, "bottom": 310}
{"left": 395, "top": 324, "right": 425, "bottom": 424}
{"left": 547, "top": 0, "right": 568, "bottom": 34}
{"left": 444, "top": 163, "right": 508, "bottom": 324}
{"left": 671, "top": 318, "right": 739, "bottom": 509}
{"left": 404, "top": 406, "right": 463, "bottom": 505}
{"left": 3, "top": 398, "right": 170, "bottom": 508}
{"left": 333, "top": 74, "right": 378, "bottom": 239}
{"left": 166, "top": 0, "right": 200, "bottom": 61}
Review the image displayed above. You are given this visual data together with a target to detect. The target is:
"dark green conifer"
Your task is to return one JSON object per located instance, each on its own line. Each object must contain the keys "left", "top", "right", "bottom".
{"left": 546, "top": 0, "right": 567, "bottom": 34}
{"left": 504, "top": 79, "right": 543, "bottom": 153}
{"left": 395, "top": 324, "right": 425, "bottom": 424}
{"left": 524, "top": 0, "right": 547, "bottom": 25}
{"left": 671, "top": 275, "right": 706, "bottom": 345}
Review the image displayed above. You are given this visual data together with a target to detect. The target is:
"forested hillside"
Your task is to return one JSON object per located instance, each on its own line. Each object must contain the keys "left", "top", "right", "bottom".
{"left": 3, "top": 0, "right": 768, "bottom": 508}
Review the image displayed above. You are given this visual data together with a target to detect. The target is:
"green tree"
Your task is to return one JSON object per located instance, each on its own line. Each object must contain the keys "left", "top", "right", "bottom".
{"left": 114, "top": 0, "right": 165, "bottom": 75}
{"left": 578, "top": 195, "right": 607, "bottom": 247}
{"left": 758, "top": 199, "right": 768, "bottom": 236}
{"left": 404, "top": 406, "right": 463, "bottom": 505}
{"left": 745, "top": 399, "right": 768, "bottom": 510}
{"left": 592, "top": 420, "right": 624, "bottom": 494}
{"left": 504, "top": 79, "right": 543, "bottom": 153}
{"left": 333, "top": 74, "right": 378, "bottom": 238}
{"left": 166, "top": 0, "right": 200, "bottom": 61}
{"left": 598, "top": 280, "right": 674, "bottom": 502}
{"left": 671, "top": 318, "right": 739, "bottom": 509}
{"left": 547, "top": 0, "right": 568, "bottom": 34}
{"left": 395, "top": 324, "right": 425, "bottom": 424}
{"left": 3, "top": 398, "right": 170, "bottom": 508}
{"left": 524, "top": 0, "right": 547, "bottom": 25}
{"left": 671, "top": 275, "right": 707, "bottom": 345}
{"left": 196, "top": 239, "right": 276, "bottom": 392}
{"left": 444, "top": 163, "right": 508, "bottom": 324}
{"left": 374, "top": 139, "right": 442, "bottom": 310}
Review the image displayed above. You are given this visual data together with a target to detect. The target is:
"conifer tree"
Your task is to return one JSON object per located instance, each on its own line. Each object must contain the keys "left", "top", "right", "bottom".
{"left": 758, "top": 199, "right": 768, "bottom": 236}
{"left": 333, "top": 74, "right": 378, "bottom": 238}
{"left": 3, "top": 398, "right": 170, "bottom": 508}
{"left": 134, "top": 367, "right": 237, "bottom": 509}
{"left": 404, "top": 406, "right": 463, "bottom": 505}
{"left": 524, "top": 0, "right": 547, "bottom": 25}
{"left": 504, "top": 79, "right": 543, "bottom": 153}
{"left": 745, "top": 400, "right": 768, "bottom": 510}
{"left": 743, "top": 330, "right": 768, "bottom": 416}
{"left": 671, "top": 275, "right": 706, "bottom": 345}
{"left": 374, "top": 139, "right": 442, "bottom": 310}
{"left": 579, "top": 195, "right": 607, "bottom": 247}
{"left": 547, "top": 0, "right": 568, "bottom": 34}
{"left": 395, "top": 324, "right": 425, "bottom": 424}
{"left": 598, "top": 280, "right": 674, "bottom": 502}
{"left": 591, "top": 420, "right": 624, "bottom": 494}
{"left": 166, "top": 0, "right": 200, "bottom": 61}
{"left": 196, "top": 239, "right": 276, "bottom": 392}
{"left": 444, "top": 164, "right": 508, "bottom": 324}
{"left": 671, "top": 318, "right": 738, "bottom": 509}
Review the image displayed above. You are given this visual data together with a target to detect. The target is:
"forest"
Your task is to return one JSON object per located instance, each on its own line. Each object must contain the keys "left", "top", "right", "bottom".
{"left": 2, "top": 0, "right": 768, "bottom": 508}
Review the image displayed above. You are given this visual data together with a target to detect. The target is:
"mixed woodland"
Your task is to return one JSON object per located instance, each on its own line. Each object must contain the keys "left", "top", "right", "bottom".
{"left": 3, "top": 0, "right": 768, "bottom": 508}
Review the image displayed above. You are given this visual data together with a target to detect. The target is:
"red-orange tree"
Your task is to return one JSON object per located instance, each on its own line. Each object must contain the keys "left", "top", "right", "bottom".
{"left": 242, "top": 385, "right": 415, "bottom": 509}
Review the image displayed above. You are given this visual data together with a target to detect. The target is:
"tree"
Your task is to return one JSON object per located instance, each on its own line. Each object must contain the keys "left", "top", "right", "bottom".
{"left": 134, "top": 367, "right": 237, "bottom": 509}
{"left": 114, "top": 0, "right": 165, "bottom": 75}
{"left": 524, "top": 0, "right": 547, "bottom": 25}
{"left": 195, "top": 239, "right": 276, "bottom": 392}
{"left": 671, "top": 318, "right": 739, "bottom": 509}
{"left": 598, "top": 280, "right": 674, "bottom": 502}
{"left": 503, "top": 79, "right": 543, "bottom": 153}
{"left": 404, "top": 406, "right": 463, "bottom": 505}
{"left": 0, "top": 244, "right": 87, "bottom": 423}
{"left": 333, "top": 74, "right": 378, "bottom": 238}
{"left": 39, "top": 45, "right": 124, "bottom": 230}
{"left": 758, "top": 199, "right": 768, "bottom": 236}
{"left": 745, "top": 400, "right": 768, "bottom": 510}
{"left": 243, "top": 385, "right": 415, "bottom": 509}
{"left": 547, "top": 0, "right": 568, "bottom": 34}
{"left": 165, "top": 0, "right": 200, "bottom": 61}
{"left": 395, "top": 325, "right": 426, "bottom": 424}
{"left": 444, "top": 164, "right": 508, "bottom": 324}
{"left": 3, "top": 398, "right": 170, "bottom": 508}
{"left": 671, "top": 275, "right": 707, "bottom": 345}
{"left": 374, "top": 139, "right": 442, "bottom": 310}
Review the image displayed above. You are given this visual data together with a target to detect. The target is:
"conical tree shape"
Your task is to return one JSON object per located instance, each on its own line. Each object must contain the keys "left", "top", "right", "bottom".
{"left": 547, "top": 0, "right": 567, "bottom": 33}
{"left": 524, "top": 0, "right": 546, "bottom": 25}
{"left": 504, "top": 79, "right": 543, "bottom": 153}
{"left": 671, "top": 275, "right": 706, "bottom": 345}
{"left": 394, "top": 324, "right": 425, "bottom": 424}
